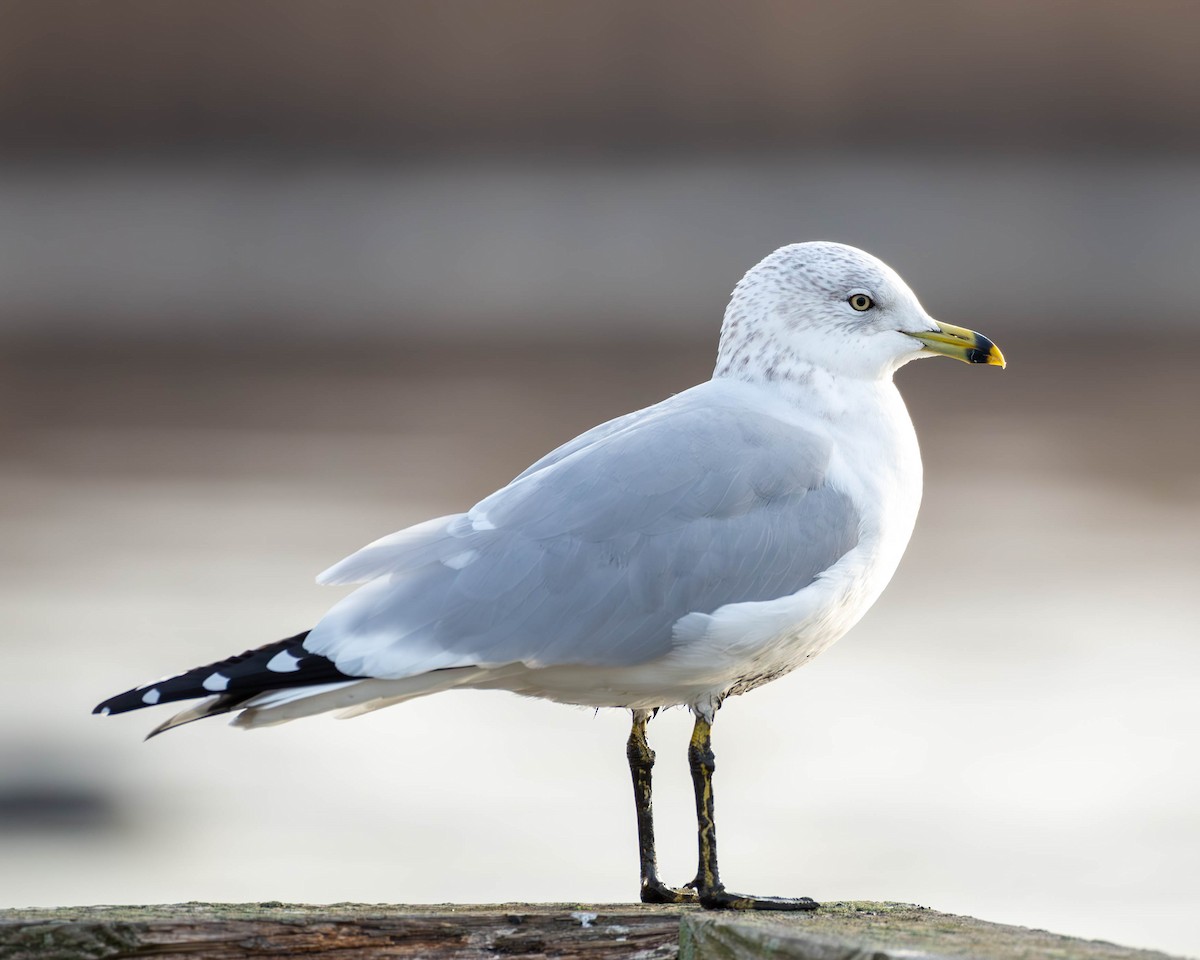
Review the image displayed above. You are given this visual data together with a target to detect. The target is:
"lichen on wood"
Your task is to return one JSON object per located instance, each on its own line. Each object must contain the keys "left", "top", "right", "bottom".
{"left": 679, "top": 901, "right": 1184, "bottom": 960}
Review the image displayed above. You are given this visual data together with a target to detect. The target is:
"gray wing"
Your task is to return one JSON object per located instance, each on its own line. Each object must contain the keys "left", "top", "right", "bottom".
{"left": 510, "top": 404, "right": 663, "bottom": 482}
{"left": 307, "top": 383, "right": 861, "bottom": 678}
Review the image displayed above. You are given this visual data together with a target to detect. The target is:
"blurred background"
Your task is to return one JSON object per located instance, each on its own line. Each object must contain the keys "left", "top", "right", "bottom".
{"left": 2, "top": 1, "right": 1198, "bottom": 956}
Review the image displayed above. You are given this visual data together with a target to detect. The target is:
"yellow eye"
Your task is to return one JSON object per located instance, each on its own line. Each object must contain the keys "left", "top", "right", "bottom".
{"left": 848, "top": 294, "right": 874, "bottom": 312}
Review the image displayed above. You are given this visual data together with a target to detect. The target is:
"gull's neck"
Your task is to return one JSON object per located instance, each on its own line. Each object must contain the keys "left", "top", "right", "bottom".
{"left": 713, "top": 330, "right": 896, "bottom": 389}
{"left": 713, "top": 328, "right": 815, "bottom": 385}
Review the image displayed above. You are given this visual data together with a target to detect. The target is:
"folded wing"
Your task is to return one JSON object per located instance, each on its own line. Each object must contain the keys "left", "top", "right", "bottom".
{"left": 306, "top": 382, "right": 861, "bottom": 679}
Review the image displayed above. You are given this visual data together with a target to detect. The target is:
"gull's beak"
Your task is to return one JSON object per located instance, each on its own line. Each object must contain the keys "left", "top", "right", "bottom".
{"left": 910, "top": 321, "right": 1006, "bottom": 368}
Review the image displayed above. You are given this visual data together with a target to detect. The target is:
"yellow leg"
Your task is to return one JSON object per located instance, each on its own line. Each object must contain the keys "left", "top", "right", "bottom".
{"left": 627, "top": 710, "right": 697, "bottom": 904}
{"left": 687, "top": 712, "right": 819, "bottom": 911}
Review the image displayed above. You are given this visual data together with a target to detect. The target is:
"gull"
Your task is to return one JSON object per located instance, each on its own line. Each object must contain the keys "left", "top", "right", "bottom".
{"left": 95, "top": 241, "right": 1004, "bottom": 910}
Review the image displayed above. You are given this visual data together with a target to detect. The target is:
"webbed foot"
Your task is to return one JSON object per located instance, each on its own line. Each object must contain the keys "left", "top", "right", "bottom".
{"left": 696, "top": 885, "right": 819, "bottom": 911}
{"left": 639, "top": 879, "right": 700, "bottom": 904}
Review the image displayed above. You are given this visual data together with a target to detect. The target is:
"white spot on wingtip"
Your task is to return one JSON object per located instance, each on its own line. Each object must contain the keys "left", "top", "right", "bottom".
{"left": 203, "top": 672, "right": 230, "bottom": 692}
{"left": 142, "top": 688, "right": 161, "bottom": 705}
{"left": 443, "top": 549, "right": 478, "bottom": 570}
{"left": 99, "top": 707, "right": 111, "bottom": 716}
{"left": 266, "top": 650, "right": 302, "bottom": 673}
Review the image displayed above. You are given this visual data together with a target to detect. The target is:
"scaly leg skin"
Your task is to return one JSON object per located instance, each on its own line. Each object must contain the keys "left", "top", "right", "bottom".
{"left": 687, "top": 712, "right": 819, "bottom": 911}
{"left": 627, "top": 710, "right": 699, "bottom": 905}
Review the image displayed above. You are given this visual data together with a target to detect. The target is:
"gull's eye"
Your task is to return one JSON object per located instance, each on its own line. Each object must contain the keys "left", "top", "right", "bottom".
{"left": 848, "top": 294, "right": 874, "bottom": 312}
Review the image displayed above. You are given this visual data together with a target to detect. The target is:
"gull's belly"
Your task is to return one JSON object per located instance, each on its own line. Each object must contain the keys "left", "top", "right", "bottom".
{"left": 662, "top": 509, "right": 914, "bottom": 705}
{"left": 696, "top": 533, "right": 907, "bottom": 699}
{"left": 492, "top": 540, "right": 901, "bottom": 712}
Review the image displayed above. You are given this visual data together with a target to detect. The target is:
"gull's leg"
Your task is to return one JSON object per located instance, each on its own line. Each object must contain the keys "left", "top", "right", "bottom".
{"left": 686, "top": 710, "right": 819, "bottom": 911}
{"left": 627, "top": 709, "right": 698, "bottom": 904}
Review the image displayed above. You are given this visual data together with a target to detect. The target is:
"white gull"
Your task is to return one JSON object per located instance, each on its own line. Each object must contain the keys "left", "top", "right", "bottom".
{"left": 96, "top": 240, "right": 1004, "bottom": 910}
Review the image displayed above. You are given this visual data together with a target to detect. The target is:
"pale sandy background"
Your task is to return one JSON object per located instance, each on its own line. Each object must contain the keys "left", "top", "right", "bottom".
{"left": 1, "top": 4, "right": 1199, "bottom": 958}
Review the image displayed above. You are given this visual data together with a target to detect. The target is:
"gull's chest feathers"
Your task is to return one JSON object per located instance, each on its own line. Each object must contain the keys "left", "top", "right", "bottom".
{"left": 664, "top": 375, "right": 924, "bottom": 704}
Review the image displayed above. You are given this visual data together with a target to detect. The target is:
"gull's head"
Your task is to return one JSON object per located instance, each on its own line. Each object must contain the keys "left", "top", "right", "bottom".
{"left": 714, "top": 241, "right": 1004, "bottom": 383}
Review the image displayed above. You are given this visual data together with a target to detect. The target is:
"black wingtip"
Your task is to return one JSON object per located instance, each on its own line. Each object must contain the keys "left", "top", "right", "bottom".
{"left": 93, "top": 630, "right": 357, "bottom": 727}
{"left": 93, "top": 688, "right": 152, "bottom": 717}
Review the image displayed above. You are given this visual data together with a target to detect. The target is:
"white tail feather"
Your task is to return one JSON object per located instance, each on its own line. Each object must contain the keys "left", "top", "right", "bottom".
{"left": 240, "top": 681, "right": 359, "bottom": 710}
{"left": 231, "top": 668, "right": 486, "bottom": 728}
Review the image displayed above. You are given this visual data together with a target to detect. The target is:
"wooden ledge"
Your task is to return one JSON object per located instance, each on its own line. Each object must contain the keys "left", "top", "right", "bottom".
{"left": 679, "top": 902, "right": 1182, "bottom": 960}
{"left": 0, "top": 901, "right": 1183, "bottom": 960}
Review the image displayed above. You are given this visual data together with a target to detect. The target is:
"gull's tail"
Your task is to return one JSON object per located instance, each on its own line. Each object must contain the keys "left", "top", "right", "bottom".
{"left": 93, "top": 631, "right": 486, "bottom": 737}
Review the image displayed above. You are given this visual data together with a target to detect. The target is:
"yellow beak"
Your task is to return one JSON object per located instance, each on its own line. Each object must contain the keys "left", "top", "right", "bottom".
{"left": 910, "top": 322, "right": 1006, "bottom": 368}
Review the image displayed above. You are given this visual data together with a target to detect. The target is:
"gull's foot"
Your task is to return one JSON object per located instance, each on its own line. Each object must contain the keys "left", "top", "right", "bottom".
{"left": 640, "top": 879, "right": 700, "bottom": 904}
{"left": 697, "top": 886, "right": 819, "bottom": 911}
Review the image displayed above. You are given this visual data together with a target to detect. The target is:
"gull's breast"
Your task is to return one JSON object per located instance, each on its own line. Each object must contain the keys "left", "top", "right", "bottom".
{"left": 659, "top": 378, "right": 925, "bottom": 701}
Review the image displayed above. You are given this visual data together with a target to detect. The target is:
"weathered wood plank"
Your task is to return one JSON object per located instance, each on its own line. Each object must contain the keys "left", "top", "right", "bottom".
{"left": 679, "top": 901, "right": 1183, "bottom": 960}
{"left": 0, "top": 902, "right": 1185, "bottom": 960}
{"left": 0, "top": 904, "right": 681, "bottom": 960}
